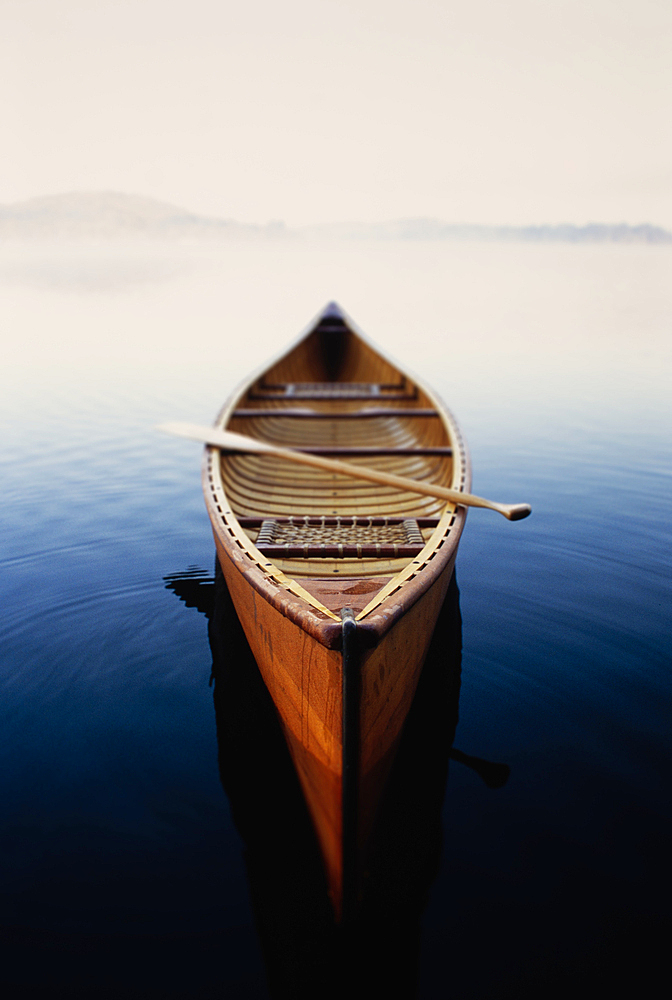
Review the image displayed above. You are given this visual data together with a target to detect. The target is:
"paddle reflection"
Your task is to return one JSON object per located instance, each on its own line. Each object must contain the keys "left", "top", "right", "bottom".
{"left": 164, "top": 563, "right": 508, "bottom": 998}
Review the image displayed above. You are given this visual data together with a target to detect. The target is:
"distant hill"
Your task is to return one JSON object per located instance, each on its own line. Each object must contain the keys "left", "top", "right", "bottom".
{"left": 1, "top": 192, "right": 669, "bottom": 243}
{"left": 0, "top": 192, "right": 285, "bottom": 240}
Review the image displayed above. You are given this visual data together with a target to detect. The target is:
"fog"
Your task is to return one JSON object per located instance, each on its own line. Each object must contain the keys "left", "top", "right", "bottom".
{"left": 2, "top": 0, "right": 671, "bottom": 227}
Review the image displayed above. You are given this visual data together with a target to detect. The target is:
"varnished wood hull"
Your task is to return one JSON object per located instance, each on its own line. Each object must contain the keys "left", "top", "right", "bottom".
{"left": 202, "top": 304, "right": 471, "bottom": 918}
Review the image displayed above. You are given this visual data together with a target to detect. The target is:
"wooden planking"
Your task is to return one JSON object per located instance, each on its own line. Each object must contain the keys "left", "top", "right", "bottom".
{"left": 281, "top": 724, "right": 344, "bottom": 918}
{"left": 229, "top": 413, "right": 449, "bottom": 455}
{"left": 221, "top": 457, "right": 451, "bottom": 500}
{"left": 260, "top": 325, "right": 406, "bottom": 388}
{"left": 216, "top": 534, "right": 343, "bottom": 771}
{"left": 358, "top": 558, "right": 456, "bottom": 776}
{"left": 222, "top": 482, "right": 446, "bottom": 527}
{"left": 225, "top": 495, "right": 445, "bottom": 521}
{"left": 220, "top": 459, "right": 454, "bottom": 498}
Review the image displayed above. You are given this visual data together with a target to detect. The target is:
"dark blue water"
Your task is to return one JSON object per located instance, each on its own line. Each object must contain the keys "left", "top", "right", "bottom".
{"left": 1, "top": 241, "right": 670, "bottom": 997}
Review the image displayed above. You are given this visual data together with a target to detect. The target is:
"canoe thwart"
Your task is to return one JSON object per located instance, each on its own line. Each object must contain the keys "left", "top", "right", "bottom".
{"left": 230, "top": 407, "right": 440, "bottom": 419}
{"left": 284, "top": 445, "right": 452, "bottom": 456}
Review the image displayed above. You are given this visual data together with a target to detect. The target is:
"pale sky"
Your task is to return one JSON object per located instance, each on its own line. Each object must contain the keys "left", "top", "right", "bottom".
{"left": 2, "top": 0, "right": 672, "bottom": 226}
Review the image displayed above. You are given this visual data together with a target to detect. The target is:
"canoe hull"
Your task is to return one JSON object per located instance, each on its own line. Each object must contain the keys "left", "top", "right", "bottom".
{"left": 202, "top": 304, "right": 471, "bottom": 918}
{"left": 213, "top": 525, "right": 458, "bottom": 918}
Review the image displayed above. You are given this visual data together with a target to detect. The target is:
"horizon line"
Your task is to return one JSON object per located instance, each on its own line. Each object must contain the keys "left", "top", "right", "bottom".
{"left": 1, "top": 190, "right": 670, "bottom": 233}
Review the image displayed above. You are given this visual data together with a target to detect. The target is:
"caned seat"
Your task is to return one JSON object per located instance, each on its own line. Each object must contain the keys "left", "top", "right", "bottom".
{"left": 254, "top": 515, "right": 428, "bottom": 558}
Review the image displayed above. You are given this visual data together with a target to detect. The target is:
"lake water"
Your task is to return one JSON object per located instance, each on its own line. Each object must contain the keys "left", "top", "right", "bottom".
{"left": 1, "top": 239, "right": 670, "bottom": 998}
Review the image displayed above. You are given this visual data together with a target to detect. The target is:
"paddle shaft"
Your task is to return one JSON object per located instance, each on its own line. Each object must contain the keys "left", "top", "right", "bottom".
{"left": 159, "top": 423, "right": 532, "bottom": 520}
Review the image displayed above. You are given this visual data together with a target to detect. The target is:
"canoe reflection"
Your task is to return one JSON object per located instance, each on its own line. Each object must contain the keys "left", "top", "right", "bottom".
{"left": 164, "top": 562, "right": 509, "bottom": 998}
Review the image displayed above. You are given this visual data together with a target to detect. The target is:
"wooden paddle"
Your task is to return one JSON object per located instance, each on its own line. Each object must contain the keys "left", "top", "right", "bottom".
{"left": 158, "top": 422, "right": 532, "bottom": 521}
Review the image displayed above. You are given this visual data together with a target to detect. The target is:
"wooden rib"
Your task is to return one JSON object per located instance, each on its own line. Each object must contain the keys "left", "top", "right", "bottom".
{"left": 222, "top": 459, "right": 445, "bottom": 517}
{"left": 220, "top": 456, "right": 451, "bottom": 513}
{"left": 221, "top": 465, "right": 448, "bottom": 517}
{"left": 223, "top": 453, "right": 452, "bottom": 486}
{"left": 223, "top": 416, "right": 449, "bottom": 458}
{"left": 237, "top": 424, "right": 437, "bottom": 453}
{"left": 224, "top": 454, "right": 452, "bottom": 487}
{"left": 229, "top": 412, "right": 447, "bottom": 450}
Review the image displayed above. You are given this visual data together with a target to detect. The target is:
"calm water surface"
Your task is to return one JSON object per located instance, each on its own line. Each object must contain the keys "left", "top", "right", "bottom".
{"left": 1, "top": 240, "right": 670, "bottom": 997}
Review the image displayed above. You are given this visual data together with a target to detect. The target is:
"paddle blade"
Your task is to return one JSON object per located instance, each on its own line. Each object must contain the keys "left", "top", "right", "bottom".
{"left": 156, "top": 423, "right": 270, "bottom": 453}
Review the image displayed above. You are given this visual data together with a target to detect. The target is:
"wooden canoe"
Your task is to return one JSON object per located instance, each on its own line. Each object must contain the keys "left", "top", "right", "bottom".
{"left": 202, "top": 302, "right": 471, "bottom": 919}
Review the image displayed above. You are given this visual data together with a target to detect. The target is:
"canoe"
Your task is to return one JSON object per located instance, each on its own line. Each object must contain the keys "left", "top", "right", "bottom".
{"left": 201, "top": 302, "right": 470, "bottom": 919}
